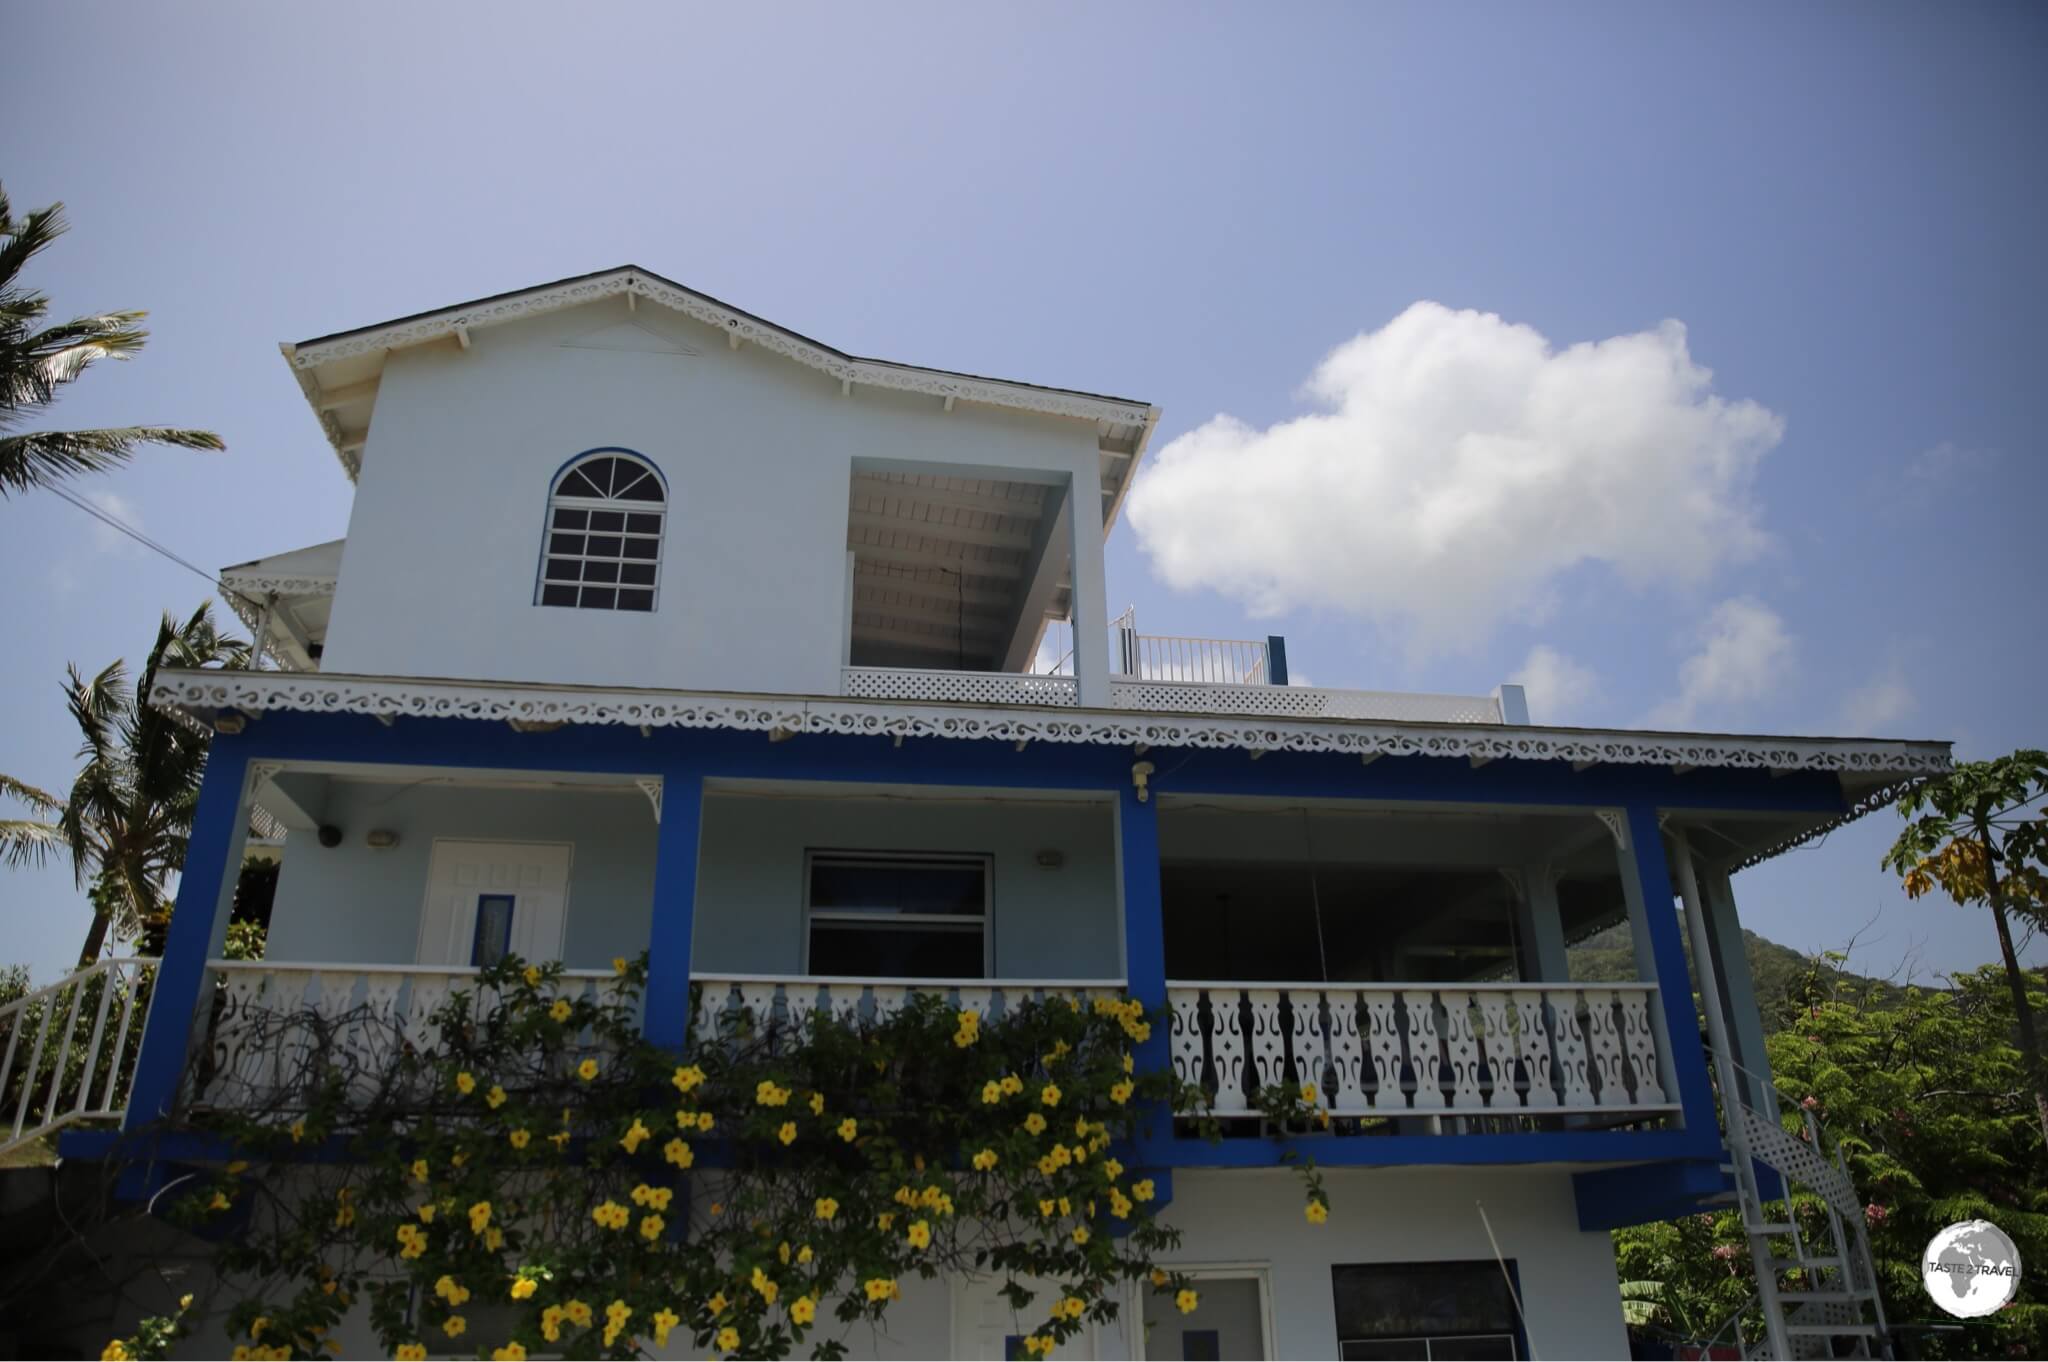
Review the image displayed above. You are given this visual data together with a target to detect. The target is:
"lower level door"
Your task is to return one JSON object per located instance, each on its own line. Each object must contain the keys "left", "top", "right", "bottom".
{"left": 953, "top": 1276, "right": 1098, "bottom": 1360}
{"left": 417, "top": 840, "right": 572, "bottom": 968}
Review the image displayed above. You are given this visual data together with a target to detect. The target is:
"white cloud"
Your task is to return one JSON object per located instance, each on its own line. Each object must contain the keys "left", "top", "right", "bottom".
{"left": 1124, "top": 302, "right": 1784, "bottom": 652}
{"left": 1838, "top": 661, "right": 1915, "bottom": 733}
{"left": 1509, "top": 645, "right": 1601, "bottom": 725}
{"left": 1906, "top": 440, "right": 2000, "bottom": 486}
{"left": 1643, "top": 597, "right": 1795, "bottom": 729}
{"left": 85, "top": 490, "right": 142, "bottom": 554}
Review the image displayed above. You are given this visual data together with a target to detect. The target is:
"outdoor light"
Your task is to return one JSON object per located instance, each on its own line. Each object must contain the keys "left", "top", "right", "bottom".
{"left": 365, "top": 828, "right": 401, "bottom": 850}
{"left": 213, "top": 710, "right": 246, "bottom": 734}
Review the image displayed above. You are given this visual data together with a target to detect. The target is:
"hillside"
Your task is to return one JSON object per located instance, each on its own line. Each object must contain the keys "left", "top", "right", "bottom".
{"left": 1568, "top": 921, "right": 1909, "bottom": 1032}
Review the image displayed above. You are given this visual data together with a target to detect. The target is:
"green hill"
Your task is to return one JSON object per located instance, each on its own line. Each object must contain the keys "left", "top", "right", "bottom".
{"left": 1568, "top": 921, "right": 1908, "bottom": 1032}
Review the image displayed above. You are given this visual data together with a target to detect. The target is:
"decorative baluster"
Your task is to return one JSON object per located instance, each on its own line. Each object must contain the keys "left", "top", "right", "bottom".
{"left": 1208, "top": 989, "right": 1251, "bottom": 1116}
{"left": 1291, "top": 989, "right": 1334, "bottom": 1105}
{"left": 405, "top": 974, "right": 452, "bottom": 1057}
{"left": 870, "top": 984, "right": 911, "bottom": 1027}
{"left": 1441, "top": 990, "right": 1487, "bottom": 1110}
{"left": 1509, "top": 989, "right": 1556, "bottom": 1109}
{"left": 1363, "top": 991, "right": 1405, "bottom": 1111}
{"left": 1551, "top": 990, "right": 1595, "bottom": 1109}
{"left": 212, "top": 969, "right": 269, "bottom": 1105}
{"left": 1582, "top": 988, "right": 1629, "bottom": 1106}
{"left": 1322, "top": 989, "right": 1364, "bottom": 1113}
{"left": 1617, "top": 989, "right": 1666, "bottom": 1105}
{"left": 784, "top": 980, "right": 826, "bottom": 1037}
{"left": 954, "top": 987, "right": 994, "bottom": 1023}
{"left": 1168, "top": 990, "right": 1208, "bottom": 1104}
{"left": 1402, "top": 989, "right": 1447, "bottom": 1110}
{"left": 358, "top": 972, "right": 405, "bottom": 1103}
{"left": 1473, "top": 992, "right": 1517, "bottom": 1109}
{"left": 1244, "top": 989, "right": 1288, "bottom": 1109}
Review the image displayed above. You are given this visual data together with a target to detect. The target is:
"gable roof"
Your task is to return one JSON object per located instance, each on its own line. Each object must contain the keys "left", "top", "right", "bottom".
{"left": 280, "top": 266, "right": 1160, "bottom": 535}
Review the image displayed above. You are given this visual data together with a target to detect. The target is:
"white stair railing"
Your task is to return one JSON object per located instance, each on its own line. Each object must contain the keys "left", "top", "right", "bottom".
{"left": 0, "top": 957, "right": 157, "bottom": 1155}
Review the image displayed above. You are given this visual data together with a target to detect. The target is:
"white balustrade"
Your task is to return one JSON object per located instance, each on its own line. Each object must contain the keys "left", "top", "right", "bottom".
{"left": 691, "top": 974, "right": 1125, "bottom": 1047}
{"left": 1165, "top": 981, "right": 1673, "bottom": 1121}
{"left": 841, "top": 667, "right": 1079, "bottom": 707}
{"left": 0, "top": 957, "right": 156, "bottom": 1154}
{"left": 202, "top": 962, "right": 631, "bottom": 1109}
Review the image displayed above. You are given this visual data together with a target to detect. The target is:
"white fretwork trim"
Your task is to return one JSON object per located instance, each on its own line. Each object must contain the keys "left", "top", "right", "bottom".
{"left": 219, "top": 573, "right": 339, "bottom": 599}
{"left": 218, "top": 576, "right": 337, "bottom": 673}
{"left": 283, "top": 268, "right": 1158, "bottom": 478}
{"left": 1594, "top": 808, "right": 1631, "bottom": 851}
{"left": 1112, "top": 679, "right": 1502, "bottom": 725}
{"left": 843, "top": 666, "right": 1078, "bottom": 707}
{"left": 150, "top": 668, "right": 1952, "bottom": 778}
{"left": 633, "top": 777, "right": 663, "bottom": 824}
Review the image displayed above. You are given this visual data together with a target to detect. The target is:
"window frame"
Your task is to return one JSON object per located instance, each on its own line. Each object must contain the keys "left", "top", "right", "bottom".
{"left": 801, "top": 849, "right": 994, "bottom": 979}
{"left": 1129, "top": 1263, "right": 1277, "bottom": 1361}
{"left": 1329, "top": 1260, "right": 1526, "bottom": 1362}
{"left": 534, "top": 448, "right": 667, "bottom": 613}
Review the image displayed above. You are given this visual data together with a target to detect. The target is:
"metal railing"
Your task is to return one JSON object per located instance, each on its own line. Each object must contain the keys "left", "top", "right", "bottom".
{"left": 0, "top": 957, "right": 157, "bottom": 1154}
{"left": 1166, "top": 980, "right": 1673, "bottom": 1121}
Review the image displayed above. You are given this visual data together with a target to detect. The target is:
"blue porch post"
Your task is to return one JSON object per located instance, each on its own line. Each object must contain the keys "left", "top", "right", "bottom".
{"left": 1624, "top": 804, "right": 1717, "bottom": 1136}
{"left": 1115, "top": 785, "right": 1176, "bottom": 1178}
{"left": 642, "top": 765, "right": 705, "bottom": 1052}
{"left": 124, "top": 738, "right": 251, "bottom": 1131}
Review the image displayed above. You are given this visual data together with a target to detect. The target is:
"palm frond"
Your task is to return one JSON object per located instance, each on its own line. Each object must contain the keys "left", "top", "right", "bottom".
{"left": 2, "top": 312, "right": 151, "bottom": 405}
{"left": 0, "top": 425, "right": 224, "bottom": 495}
{"left": 0, "top": 818, "right": 67, "bottom": 870}
{"left": 0, "top": 772, "right": 65, "bottom": 815}
{"left": 0, "top": 196, "right": 64, "bottom": 300}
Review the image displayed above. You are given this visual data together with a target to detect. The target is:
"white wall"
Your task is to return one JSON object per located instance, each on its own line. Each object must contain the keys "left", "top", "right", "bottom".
{"left": 319, "top": 297, "right": 1104, "bottom": 694}
{"left": 694, "top": 793, "right": 1121, "bottom": 979}
{"left": 265, "top": 783, "right": 656, "bottom": 968}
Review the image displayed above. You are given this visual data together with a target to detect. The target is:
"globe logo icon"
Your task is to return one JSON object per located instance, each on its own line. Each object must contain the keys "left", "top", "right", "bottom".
{"left": 1922, "top": 1219, "right": 2022, "bottom": 1318}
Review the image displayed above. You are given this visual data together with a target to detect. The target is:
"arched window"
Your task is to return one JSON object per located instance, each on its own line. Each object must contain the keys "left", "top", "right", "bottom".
{"left": 536, "top": 450, "right": 665, "bottom": 611}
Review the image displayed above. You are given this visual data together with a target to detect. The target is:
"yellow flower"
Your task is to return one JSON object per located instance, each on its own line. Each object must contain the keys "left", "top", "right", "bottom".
{"left": 1122, "top": 1052, "right": 1135, "bottom": 1074}
{"left": 1001, "top": 1073, "right": 1024, "bottom": 1095}
{"left": 716, "top": 1326, "right": 740, "bottom": 1352}
{"left": 415, "top": 1202, "right": 435, "bottom": 1222}
{"left": 509, "top": 1128, "right": 530, "bottom": 1149}
{"left": 652, "top": 1307, "right": 680, "bottom": 1345}
{"left": 1057, "top": 1195, "right": 1071, "bottom": 1215}
{"left": 640, "top": 1213, "right": 665, "bottom": 1240}
{"left": 1306, "top": 1199, "right": 1329, "bottom": 1224}
{"left": 564, "top": 1299, "right": 594, "bottom": 1326}
{"left": 577, "top": 1058, "right": 599, "bottom": 1081}
{"left": 877, "top": 1212, "right": 894, "bottom": 1229}
{"left": 863, "top": 1277, "right": 897, "bottom": 1304}
{"left": 1300, "top": 1082, "right": 1317, "bottom": 1103}
{"left": 442, "top": 1315, "right": 466, "bottom": 1338}
{"left": 1072, "top": 1226, "right": 1091, "bottom": 1245}
{"left": 1103, "top": 1157, "right": 1124, "bottom": 1179}
{"left": 486, "top": 1084, "right": 507, "bottom": 1109}
{"left": 549, "top": 1131, "right": 571, "bottom": 1151}
{"left": 972, "top": 1148, "right": 998, "bottom": 1171}
{"left": 622, "top": 1117, "right": 652, "bottom": 1154}
{"left": 540, "top": 1307, "right": 564, "bottom": 1343}
{"left": 1110, "top": 1189, "right": 1133, "bottom": 1219}
{"left": 250, "top": 1317, "right": 269, "bottom": 1338}
{"left": 778, "top": 1120, "right": 798, "bottom": 1146}
{"left": 791, "top": 1294, "right": 817, "bottom": 1326}
{"left": 672, "top": 1063, "right": 705, "bottom": 1093}
{"left": 755, "top": 1080, "right": 790, "bottom": 1106}
{"left": 523, "top": 964, "right": 542, "bottom": 987}
{"left": 455, "top": 1071, "right": 476, "bottom": 1095}
{"left": 809, "top": 1091, "right": 825, "bottom": 1116}
{"left": 837, "top": 1117, "right": 858, "bottom": 1142}
{"left": 665, "top": 1137, "right": 694, "bottom": 1168}
{"left": 981, "top": 1080, "right": 1003, "bottom": 1104}
{"left": 469, "top": 1201, "right": 492, "bottom": 1233}
{"left": 1176, "top": 1288, "right": 1200, "bottom": 1315}
{"left": 394, "top": 1347, "right": 427, "bottom": 1362}
{"left": 549, "top": 998, "right": 573, "bottom": 1023}
{"left": 207, "top": 1191, "right": 230, "bottom": 1211}
{"left": 815, "top": 1196, "right": 840, "bottom": 1221}
{"left": 1038, "top": 1198, "right": 1057, "bottom": 1217}
{"left": 613, "top": 956, "right": 629, "bottom": 974}
{"left": 698, "top": 1110, "right": 716, "bottom": 1132}
{"left": 410, "top": 1158, "right": 429, "bottom": 1183}
{"left": 906, "top": 1219, "right": 932, "bottom": 1250}
{"left": 491, "top": 1346, "right": 527, "bottom": 1361}
{"left": 1040, "top": 1084, "right": 1061, "bottom": 1107}
{"left": 1023, "top": 1112, "right": 1047, "bottom": 1136}
{"left": 289, "top": 1118, "right": 305, "bottom": 1143}
{"left": 797, "top": 1244, "right": 813, "bottom": 1264}
{"left": 1132, "top": 1178, "right": 1156, "bottom": 1202}
{"left": 510, "top": 1277, "right": 537, "bottom": 1300}
{"left": 751, "top": 1265, "right": 779, "bottom": 1304}
{"left": 707, "top": 1291, "right": 729, "bottom": 1317}
{"left": 1109, "top": 1079, "right": 1134, "bottom": 1104}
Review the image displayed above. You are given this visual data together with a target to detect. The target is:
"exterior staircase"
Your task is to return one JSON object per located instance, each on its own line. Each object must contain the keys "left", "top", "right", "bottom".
{"left": 0, "top": 958, "right": 156, "bottom": 1158}
{"left": 1711, "top": 1050, "right": 1890, "bottom": 1359}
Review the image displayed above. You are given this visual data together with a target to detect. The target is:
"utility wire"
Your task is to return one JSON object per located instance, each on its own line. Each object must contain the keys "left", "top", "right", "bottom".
{"left": 45, "top": 482, "right": 263, "bottom": 609}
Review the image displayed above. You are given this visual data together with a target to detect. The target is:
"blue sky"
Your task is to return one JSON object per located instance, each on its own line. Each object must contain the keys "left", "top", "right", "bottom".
{"left": 3, "top": 3, "right": 2042, "bottom": 984}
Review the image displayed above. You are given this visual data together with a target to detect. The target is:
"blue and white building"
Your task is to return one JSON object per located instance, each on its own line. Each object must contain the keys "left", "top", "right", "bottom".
{"left": 30, "top": 268, "right": 1947, "bottom": 1358}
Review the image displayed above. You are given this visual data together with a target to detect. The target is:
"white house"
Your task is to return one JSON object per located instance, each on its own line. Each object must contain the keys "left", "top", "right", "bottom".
{"left": 16, "top": 267, "right": 1942, "bottom": 1359}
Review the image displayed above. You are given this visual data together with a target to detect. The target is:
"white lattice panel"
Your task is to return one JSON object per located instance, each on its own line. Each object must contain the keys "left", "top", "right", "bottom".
{"left": 1110, "top": 681, "right": 1504, "bottom": 725}
{"left": 1739, "top": 1105, "right": 1861, "bottom": 1218}
{"left": 842, "top": 667, "right": 1079, "bottom": 707}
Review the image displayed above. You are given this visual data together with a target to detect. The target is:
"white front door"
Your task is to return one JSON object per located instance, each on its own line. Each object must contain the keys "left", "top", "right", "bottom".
{"left": 417, "top": 840, "right": 572, "bottom": 967}
{"left": 953, "top": 1276, "right": 1098, "bottom": 1360}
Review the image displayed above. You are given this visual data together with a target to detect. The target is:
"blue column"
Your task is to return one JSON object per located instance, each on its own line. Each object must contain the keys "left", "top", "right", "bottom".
{"left": 642, "top": 765, "right": 705, "bottom": 1052}
{"left": 1625, "top": 804, "right": 1717, "bottom": 1138}
{"left": 124, "top": 738, "right": 250, "bottom": 1131}
{"left": 1116, "top": 785, "right": 1179, "bottom": 1172}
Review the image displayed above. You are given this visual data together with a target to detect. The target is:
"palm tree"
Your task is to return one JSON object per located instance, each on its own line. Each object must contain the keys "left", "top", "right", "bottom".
{"left": 0, "top": 604, "right": 246, "bottom": 965}
{"left": 1, "top": 183, "right": 223, "bottom": 495}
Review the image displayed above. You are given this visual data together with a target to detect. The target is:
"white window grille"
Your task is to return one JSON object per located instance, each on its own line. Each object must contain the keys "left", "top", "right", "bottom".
{"left": 536, "top": 450, "right": 665, "bottom": 612}
{"left": 803, "top": 850, "right": 992, "bottom": 979}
